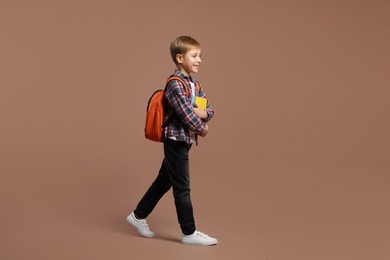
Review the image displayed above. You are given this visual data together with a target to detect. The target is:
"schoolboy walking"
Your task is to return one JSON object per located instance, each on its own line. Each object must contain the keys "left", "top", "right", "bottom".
{"left": 126, "top": 36, "right": 217, "bottom": 246}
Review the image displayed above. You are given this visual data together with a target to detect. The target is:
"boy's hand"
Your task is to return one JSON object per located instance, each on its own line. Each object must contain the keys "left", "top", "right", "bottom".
{"left": 199, "top": 124, "right": 209, "bottom": 137}
{"left": 193, "top": 104, "right": 208, "bottom": 119}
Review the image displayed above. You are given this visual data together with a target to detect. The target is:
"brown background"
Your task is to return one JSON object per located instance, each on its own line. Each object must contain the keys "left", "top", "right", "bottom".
{"left": 1, "top": 0, "right": 389, "bottom": 259}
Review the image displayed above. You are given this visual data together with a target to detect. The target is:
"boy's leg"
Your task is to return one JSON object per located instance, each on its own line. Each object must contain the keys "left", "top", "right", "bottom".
{"left": 163, "top": 139, "right": 196, "bottom": 236}
{"left": 134, "top": 159, "right": 171, "bottom": 219}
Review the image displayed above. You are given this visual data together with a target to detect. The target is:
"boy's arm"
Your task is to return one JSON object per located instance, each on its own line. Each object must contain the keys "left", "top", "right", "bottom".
{"left": 165, "top": 80, "right": 206, "bottom": 133}
{"left": 197, "top": 83, "right": 214, "bottom": 122}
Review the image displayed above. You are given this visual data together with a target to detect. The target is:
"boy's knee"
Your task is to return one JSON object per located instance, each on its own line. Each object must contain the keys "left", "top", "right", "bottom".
{"left": 173, "top": 187, "right": 191, "bottom": 199}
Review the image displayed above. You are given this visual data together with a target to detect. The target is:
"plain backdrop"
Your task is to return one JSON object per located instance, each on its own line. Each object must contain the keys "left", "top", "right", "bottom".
{"left": 1, "top": 0, "right": 389, "bottom": 259}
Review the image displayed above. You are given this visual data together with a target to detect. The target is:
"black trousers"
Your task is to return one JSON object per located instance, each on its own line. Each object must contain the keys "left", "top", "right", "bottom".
{"left": 134, "top": 138, "right": 196, "bottom": 235}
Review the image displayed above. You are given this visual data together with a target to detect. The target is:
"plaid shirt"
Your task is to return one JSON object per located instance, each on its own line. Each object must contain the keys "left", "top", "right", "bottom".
{"left": 163, "top": 70, "right": 214, "bottom": 144}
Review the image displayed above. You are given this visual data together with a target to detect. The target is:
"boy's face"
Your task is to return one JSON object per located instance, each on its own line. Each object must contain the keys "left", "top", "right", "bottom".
{"left": 176, "top": 48, "right": 202, "bottom": 76}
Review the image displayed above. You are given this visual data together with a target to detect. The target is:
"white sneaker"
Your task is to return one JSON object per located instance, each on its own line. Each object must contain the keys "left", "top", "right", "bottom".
{"left": 181, "top": 230, "right": 218, "bottom": 246}
{"left": 126, "top": 212, "right": 155, "bottom": 238}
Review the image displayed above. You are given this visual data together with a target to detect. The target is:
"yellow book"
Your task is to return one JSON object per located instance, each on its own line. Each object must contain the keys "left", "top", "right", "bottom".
{"left": 195, "top": 96, "right": 207, "bottom": 110}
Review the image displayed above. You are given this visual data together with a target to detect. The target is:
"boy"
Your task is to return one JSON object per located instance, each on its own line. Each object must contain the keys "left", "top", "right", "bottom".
{"left": 126, "top": 36, "right": 217, "bottom": 246}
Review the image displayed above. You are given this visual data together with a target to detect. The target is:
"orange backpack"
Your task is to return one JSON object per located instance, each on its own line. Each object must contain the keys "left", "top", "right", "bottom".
{"left": 145, "top": 76, "right": 200, "bottom": 142}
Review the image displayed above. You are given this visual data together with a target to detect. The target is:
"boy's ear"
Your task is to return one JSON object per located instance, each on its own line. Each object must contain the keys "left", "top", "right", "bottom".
{"left": 176, "top": 54, "right": 183, "bottom": 64}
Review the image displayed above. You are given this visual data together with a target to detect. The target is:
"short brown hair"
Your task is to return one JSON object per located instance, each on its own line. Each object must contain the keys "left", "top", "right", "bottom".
{"left": 170, "top": 36, "right": 201, "bottom": 65}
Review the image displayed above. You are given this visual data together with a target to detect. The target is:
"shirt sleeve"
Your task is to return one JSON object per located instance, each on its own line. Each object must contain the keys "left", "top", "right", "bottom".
{"left": 165, "top": 80, "right": 206, "bottom": 133}
{"left": 197, "top": 83, "right": 215, "bottom": 123}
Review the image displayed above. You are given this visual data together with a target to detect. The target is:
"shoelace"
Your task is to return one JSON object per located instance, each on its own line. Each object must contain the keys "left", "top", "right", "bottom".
{"left": 195, "top": 231, "right": 209, "bottom": 238}
{"left": 140, "top": 219, "right": 150, "bottom": 229}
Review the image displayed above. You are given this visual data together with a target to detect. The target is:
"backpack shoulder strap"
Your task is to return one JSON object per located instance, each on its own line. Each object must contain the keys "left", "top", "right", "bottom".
{"left": 162, "top": 76, "right": 190, "bottom": 129}
{"left": 195, "top": 81, "right": 201, "bottom": 94}
{"left": 166, "top": 76, "right": 190, "bottom": 96}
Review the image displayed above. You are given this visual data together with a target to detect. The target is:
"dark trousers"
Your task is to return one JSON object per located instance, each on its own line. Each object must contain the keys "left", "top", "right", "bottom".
{"left": 134, "top": 139, "right": 196, "bottom": 235}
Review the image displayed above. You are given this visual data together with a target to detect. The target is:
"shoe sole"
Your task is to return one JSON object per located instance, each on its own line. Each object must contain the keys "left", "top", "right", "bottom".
{"left": 181, "top": 240, "right": 218, "bottom": 246}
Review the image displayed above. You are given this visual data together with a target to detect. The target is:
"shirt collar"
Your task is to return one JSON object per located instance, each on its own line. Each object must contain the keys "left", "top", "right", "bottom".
{"left": 174, "top": 69, "right": 196, "bottom": 83}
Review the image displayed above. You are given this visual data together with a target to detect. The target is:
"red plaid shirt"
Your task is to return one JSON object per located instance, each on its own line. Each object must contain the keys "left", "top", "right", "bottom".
{"left": 163, "top": 70, "right": 214, "bottom": 144}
